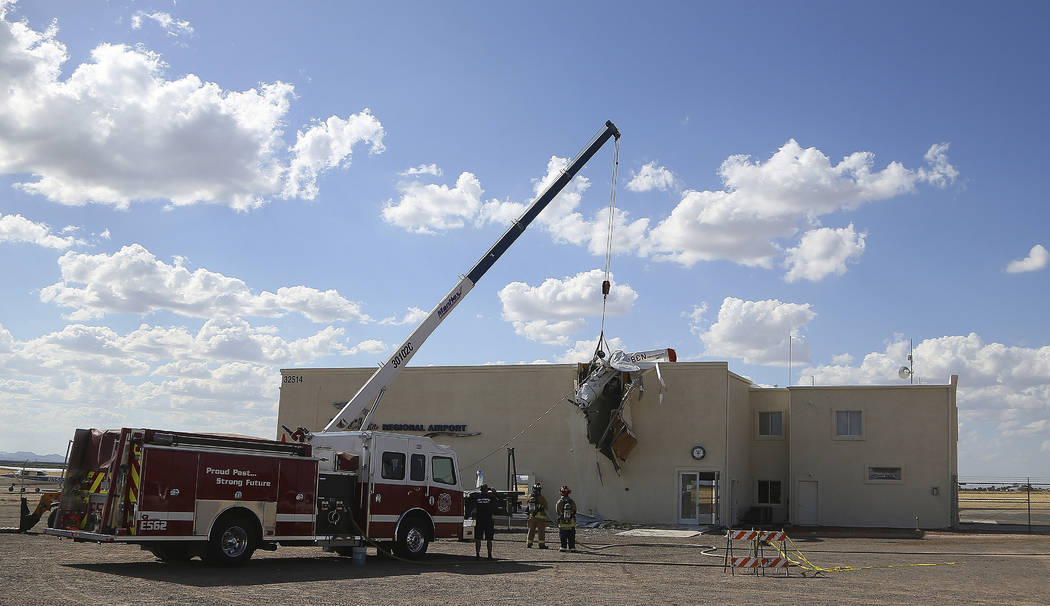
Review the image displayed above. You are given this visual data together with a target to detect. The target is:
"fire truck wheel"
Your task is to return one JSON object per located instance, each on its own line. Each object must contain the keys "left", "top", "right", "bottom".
{"left": 395, "top": 518, "right": 429, "bottom": 559}
{"left": 206, "top": 514, "right": 258, "bottom": 566}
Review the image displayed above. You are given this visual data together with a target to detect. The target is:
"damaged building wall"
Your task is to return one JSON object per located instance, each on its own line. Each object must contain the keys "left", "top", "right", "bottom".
{"left": 277, "top": 362, "right": 739, "bottom": 526}
{"left": 580, "top": 363, "right": 732, "bottom": 525}
{"left": 277, "top": 363, "right": 958, "bottom": 528}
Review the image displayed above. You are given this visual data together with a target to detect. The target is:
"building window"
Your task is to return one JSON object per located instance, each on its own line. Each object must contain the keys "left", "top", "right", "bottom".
{"left": 432, "top": 456, "right": 457, "bottom": 485}
{"left": 758, "top": 411, "right": 783, "bottom": 437}
{"left": 410, "top": 453, "right": 426, "bottom": 481}
{"left": 835, "top": 410, "right": 863, "bottom": 437}
{"left": 757, "top": 480, "right": 782, "bottom": 505}
{"left": 868, "top": 466, "right": 902, "bottom": 481}
{"left": 381, "top": 451, "right": 405, "bottom": 480}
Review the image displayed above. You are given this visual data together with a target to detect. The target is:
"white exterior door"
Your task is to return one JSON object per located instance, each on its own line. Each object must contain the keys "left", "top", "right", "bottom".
{"left": 797, "top": 480, "right": 818, "bottom": 526}
{"left": 678, "top": 471, "right": 718, "bottom": 525}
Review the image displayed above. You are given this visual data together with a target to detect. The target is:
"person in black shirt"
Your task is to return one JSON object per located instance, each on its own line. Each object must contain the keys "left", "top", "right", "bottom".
{"left": 472, "top": 484, "right": 498, "bottom": 560}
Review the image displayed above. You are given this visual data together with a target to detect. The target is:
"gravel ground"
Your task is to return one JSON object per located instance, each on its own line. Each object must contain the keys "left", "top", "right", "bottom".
{"left": 2, "top": 497, "right": 1049, "bottom": 606}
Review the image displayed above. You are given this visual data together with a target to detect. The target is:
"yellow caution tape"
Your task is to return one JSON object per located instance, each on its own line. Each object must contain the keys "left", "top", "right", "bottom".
{"left": 765, "top": 536, "right": 963, "bottom": 575}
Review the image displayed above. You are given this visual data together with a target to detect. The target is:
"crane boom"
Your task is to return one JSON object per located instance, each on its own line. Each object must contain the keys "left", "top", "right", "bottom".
{"left": 322, "top": 120, "right": 621, "bottom": 433}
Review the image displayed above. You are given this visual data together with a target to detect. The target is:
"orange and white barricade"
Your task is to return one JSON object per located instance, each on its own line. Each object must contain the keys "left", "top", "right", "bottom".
{"left": 724, "top": 529, "right": 792, "bottom": 576}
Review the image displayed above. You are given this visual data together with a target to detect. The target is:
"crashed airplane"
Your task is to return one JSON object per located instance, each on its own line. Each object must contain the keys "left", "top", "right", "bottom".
{"left": 572, "top": 348, "right": 676, "bottom": 471}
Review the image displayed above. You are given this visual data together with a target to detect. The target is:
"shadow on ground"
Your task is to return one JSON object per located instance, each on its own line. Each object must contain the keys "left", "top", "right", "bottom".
{"left": 64, "top": 553, "right": 548, "bottom": 586}
{"left": 956, "top": 522, "right": 1050, "bottom": 535}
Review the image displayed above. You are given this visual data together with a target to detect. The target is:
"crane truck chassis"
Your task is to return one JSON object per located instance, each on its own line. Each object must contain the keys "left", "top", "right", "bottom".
{"left": 44, "top": 121, "right": 621, "bottom": 564}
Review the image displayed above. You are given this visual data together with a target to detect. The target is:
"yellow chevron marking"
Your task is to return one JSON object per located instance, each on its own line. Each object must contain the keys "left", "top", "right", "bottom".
{"left": 89, "top": 471, "right": 105, "bottom": 494}
{"left": 129, "top": 464, "right": 139, "bottom": 503}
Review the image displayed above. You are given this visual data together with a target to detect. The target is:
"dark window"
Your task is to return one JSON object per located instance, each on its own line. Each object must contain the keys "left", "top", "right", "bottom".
{"left": 381, "top": 451, "right": 405, "bottom": 480}
{"left": 410, "top": 453, "right": 426, "bottom": 482}
{"left": 759, "top": 411, "right": 783, "bottom": 436}
{"left": 432, "top": 456, "right": 456, "bottom": 485}
{"left": 757, "top": 480, "right": 782, "bottom": 504}
{"left": 836, "top": 410, "right": 862, "bottom": 436}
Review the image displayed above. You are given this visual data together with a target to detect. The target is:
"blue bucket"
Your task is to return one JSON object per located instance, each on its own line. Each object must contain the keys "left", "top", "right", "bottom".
{"left": 351, "top": 546, "right": 366, "bottom": 565}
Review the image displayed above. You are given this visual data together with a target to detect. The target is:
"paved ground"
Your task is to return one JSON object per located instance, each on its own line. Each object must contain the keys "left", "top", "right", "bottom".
{"left": 2, "top": 499, "right": 1049, "bottom": 605}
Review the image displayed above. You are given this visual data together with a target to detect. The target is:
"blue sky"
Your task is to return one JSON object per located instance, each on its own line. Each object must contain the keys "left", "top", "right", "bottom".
{"left": 1, "top": 1, "right": 1047, "bottom": 478}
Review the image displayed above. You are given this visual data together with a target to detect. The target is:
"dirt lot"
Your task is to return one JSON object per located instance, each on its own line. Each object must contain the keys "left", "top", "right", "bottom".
{"left": 2, "top": 497, "right": 1049, "bottom": 606}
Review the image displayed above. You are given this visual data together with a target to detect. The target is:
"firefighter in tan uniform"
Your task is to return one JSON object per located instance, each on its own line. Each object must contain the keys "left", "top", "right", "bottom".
{"left": 525, "top": 483, "right": 548, "bottom": 549}
{"left": 556, "top": 485, "right": 577, "bottom": 552}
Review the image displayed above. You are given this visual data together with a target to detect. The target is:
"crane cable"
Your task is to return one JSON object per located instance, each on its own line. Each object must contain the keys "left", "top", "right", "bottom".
{"left": 593, "top": 136, "right": 620, "bottom": 360}
{"left": 465, "top": 391, "right": 573, "bottom": 470}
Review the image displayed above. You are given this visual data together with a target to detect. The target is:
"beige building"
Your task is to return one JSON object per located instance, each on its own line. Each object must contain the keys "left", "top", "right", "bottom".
{"left": 277, "top": 363, "right": 958, "bottom": 529}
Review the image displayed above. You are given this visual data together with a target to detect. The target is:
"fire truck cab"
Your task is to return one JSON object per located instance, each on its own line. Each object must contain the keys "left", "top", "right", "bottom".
{"left": 311, "top": 431, "right": 464, "bottom": 559}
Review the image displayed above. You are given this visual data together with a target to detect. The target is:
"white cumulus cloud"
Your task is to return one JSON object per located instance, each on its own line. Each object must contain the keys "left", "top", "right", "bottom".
{"left": 347, "top": 339, "right": 387, "bottom": 356}
{"left": 498, "top": 269, "right": 637, "bottom": 345}
{"left": 39, "top": 244, "right": 370, "bottom": 323}
{"left": 626, "top": 162, "right": 675, "bottom": 192}
{"left": 691, "top": 297, "right": 816, "bottom": 366}
{"left": 0, "top": 212, "right": 78, "bottom": 248}
{"left": 130, "top": 11, "right": 194, "bottom": 38}
{"left": 1005, "top": 244, "right": 1048, "bottom": 274}
{"left": 803, "top": 334, "right": 1050, "bottom": 395}
{"left": 0, "top": 308, "right": 402, "bottom": 453}
{"left": 382, "top": 172, "right": 483, "bottom": 234}
{"left": 644, "top": 141, "right": 957, "bottom": 269}
{"left": 3, "top": 319, "right": 356, "bottom": 372}
{"left": 783, "top": 223, "right": 867, "bottom": 282}
{"left": 283, "top": 110, "right": 386, "bottom": 200}
{"left": 553, "top": 336, "right": 627, "bottom": 364}
{"left": 0, "top": 8, "right": 382, "bottom": 210}
{"left": 831, "top": 353, "right": 855, "bottom": 365}
{"left": 400, "top": 163, "right": 442, "bottom": 177}
{"left": 386, "top": 155, "right": 650, "bottom": 258}
{"left": 530, "top": 157, "right": 650, "bottom": 255}
{"left": 379, "top": 307, "right": 428, "bottom": 326}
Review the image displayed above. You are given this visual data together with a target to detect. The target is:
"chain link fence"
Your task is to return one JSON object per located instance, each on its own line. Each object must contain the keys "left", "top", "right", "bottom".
{"left": 957, "top": 476, "right": 1050, "bottom": 532}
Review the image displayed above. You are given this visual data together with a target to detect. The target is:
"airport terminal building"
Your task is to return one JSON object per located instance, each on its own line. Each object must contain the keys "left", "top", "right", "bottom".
{"left": 277, "top": 363, "right": 958, "bottom": 529}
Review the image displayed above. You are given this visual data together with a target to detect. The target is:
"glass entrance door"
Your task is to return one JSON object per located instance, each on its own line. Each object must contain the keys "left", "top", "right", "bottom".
{"left": 678, "top": 471, "right": 718, "bottom": 525}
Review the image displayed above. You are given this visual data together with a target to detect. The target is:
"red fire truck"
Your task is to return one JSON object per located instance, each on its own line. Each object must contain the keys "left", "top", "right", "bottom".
{"left": 44, "top": 121, "right": 621, "bottom": 565}
{"left": 46, "top": 427, "right": 462, "bottom": 563}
